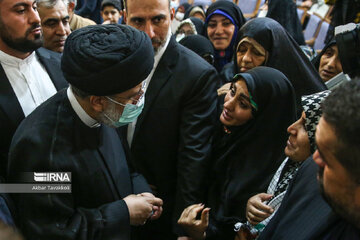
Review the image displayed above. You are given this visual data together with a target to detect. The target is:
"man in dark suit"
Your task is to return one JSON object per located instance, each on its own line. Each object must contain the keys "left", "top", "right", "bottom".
{"left": 124, "top": 0, "right": 218, "bottom": 238}
{"left": 0, "top": 0, "right": 67, "bottom": 179}
{"left": 8, "top": 24, "right": 163, "bottom": 239}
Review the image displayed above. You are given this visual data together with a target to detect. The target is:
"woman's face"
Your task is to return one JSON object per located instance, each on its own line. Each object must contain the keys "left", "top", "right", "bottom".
{"left": 207, "top": 14, "right": 235, "bottom": 51}
{"left": 318, "top": 45, "right": 343, "bottom": 82}
{"left": 237, "top": 38, "right": 266, "bottom": 72}
{"left": 220, "top": 80, "right": 253, "bottom": 126}
{"left": 284, "top": 111, "right": 311, "bottom": 162}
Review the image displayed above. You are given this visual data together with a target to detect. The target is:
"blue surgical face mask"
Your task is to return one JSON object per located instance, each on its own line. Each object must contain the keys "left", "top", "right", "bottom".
{"left": 104, "top": 95, "right": 144, "bottom": 128}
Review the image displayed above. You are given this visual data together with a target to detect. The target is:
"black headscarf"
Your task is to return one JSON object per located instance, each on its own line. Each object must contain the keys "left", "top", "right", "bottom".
{"left": 189, "top": 17, "right": 205, "bottom": 35}
{"left": 205, "top": 1, "right": 246, "bottom": 72}
{"left": 232, "top": 17, "right": 327, "bottom": 113}
{"left": 179, "top": 34, "right": 214, "bottom": 58}
{"left": 311, "top": 38, "right": 337, "bottom": 72}
{"left": 266, "top": 0, "right": 305, "bottom": 45}
{"left": 208, "top": 66, "right": 297, "bottom": 224}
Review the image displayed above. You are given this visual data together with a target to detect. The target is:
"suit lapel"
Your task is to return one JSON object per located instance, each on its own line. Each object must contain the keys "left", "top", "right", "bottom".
{"left": 98, "top": 126, "right": 132, "bottom": 198}
{"left": 36, "top": 48, "right": 67, "bottom": 90}
{"left": 0, "top": 65, "right": 25, "bottom": 128}
{"left": 133, "top": 37, "right": 179, "bottom": 140}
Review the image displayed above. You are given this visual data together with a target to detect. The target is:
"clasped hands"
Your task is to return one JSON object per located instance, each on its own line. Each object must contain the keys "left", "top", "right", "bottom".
{"left": 123, "top": 192, "right": 163, "bottom": 226}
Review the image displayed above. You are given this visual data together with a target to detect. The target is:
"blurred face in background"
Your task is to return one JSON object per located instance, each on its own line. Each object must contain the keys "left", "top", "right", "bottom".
{"left": 237, "top": 37, "right": 266, "bottom": 72}
{"left": 207, "top": 14, "right": 235, "bottom": 51}
{"left": 318, "top": 44, "right": 343, "bottom": 82}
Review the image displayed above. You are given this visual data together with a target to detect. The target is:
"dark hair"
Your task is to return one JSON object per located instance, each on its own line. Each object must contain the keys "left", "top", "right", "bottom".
{"left": 123, "top": 0, "right": 170, "bottom": 11}
{"left": 321, "top": 78, "right": 360, "bottom": 184}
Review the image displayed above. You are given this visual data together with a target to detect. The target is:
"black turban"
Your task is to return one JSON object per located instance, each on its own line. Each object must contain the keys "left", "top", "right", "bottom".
{"left": 61, "top": 24, "right": 154, "bottom": 96}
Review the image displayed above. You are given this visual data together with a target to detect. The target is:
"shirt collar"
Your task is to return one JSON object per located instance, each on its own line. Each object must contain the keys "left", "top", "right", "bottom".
{"left": 67, "top": 87, "right": 100, "bottom": 128}
{"left": 0, "top": 50, "right": 36, "bottom": 67}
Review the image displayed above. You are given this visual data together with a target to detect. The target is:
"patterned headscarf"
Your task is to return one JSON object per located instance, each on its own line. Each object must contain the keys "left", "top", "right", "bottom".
{"left": 301, "top": 90, "right": 331, "bottom": 153}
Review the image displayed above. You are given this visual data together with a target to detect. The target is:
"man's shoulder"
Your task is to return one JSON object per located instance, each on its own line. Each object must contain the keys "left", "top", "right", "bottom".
{"left": 36, "top": 47, "right": 62, "bottom": 62}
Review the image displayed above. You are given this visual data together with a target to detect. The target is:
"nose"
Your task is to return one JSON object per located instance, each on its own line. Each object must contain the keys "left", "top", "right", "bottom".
{"left": 144, "top": 21, "right": 156, "bottom": 39}
{"left": 214, "top": 25, "right": 224, "bottom": 35}
{"left": 56, "top": 22, "right": 67, "bottom": 36}
{"left": 313, "top": 150, "right": 326, "bottom": 168}
{"left": 242, "top": 50, "right": 252, "bottom": 63}
{"left": 29, "top": 7, "right": 41, "bottom": 25}
{"left": 287, "top": 119, "right": 299, "bottom": 135}
{"left": 326, "top": 55, "right": 337, "bottom": 69}
{"left": 223, "top": 95, "right": 236, "bottom": 111}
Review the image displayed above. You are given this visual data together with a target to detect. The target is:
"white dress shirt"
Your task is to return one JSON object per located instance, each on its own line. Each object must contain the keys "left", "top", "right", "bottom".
{"left": 127, "top": 28, "right": 172, "bottom": 146}
{"left": 0, "top": 50, "right": 57, "bottom": 117}
{"left": 67, "top": 87, "right": 100, "bottom": 128}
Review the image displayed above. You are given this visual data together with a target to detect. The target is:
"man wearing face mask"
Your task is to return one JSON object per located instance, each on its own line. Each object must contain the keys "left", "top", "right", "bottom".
{"left": 7, "top": 24, "right": 163, "bottom": 240}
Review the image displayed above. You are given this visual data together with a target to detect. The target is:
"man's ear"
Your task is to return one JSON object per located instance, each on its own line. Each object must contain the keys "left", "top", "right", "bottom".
{"left": 123, "top": 9, "right": 127, "bottom": 23}
{"left": 170, "top": 7, "right": 175, "bottom": 21}
{"left": 89, "top": 96, "right": 107, "bottom": 113}
{"left": 68, "top": 1, "right": 75, "bottom": 13}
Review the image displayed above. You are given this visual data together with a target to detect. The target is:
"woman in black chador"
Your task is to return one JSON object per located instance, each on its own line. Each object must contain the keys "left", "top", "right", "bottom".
{"left": 221, "top": 17, "right": 326, "bottom": 113}
{"left": 205, "top": 1, "right": 246, "bottom": 72}
{"left": 178, "top": 66, "right": 297, "bottom": 240}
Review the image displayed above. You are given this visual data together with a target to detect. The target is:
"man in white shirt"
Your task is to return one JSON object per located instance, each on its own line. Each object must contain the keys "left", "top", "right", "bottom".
{"left": 0, "top": 0, "right": 67, "bottom": 179}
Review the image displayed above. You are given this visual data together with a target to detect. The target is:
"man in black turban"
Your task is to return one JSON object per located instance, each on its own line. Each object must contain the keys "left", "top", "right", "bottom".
{"left": 7, "top": 24, "right": 163, "bottom": 240}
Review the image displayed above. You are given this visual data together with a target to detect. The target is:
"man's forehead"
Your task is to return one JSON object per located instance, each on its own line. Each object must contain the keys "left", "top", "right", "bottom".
{"left": 39, "top": 2, "right": 68, "bottom": 18}
{"left": 126, "top": 0, "right": 169, "bottom": 13}
{"left": 1, "top": 0, "right": 36, "bottom": 7}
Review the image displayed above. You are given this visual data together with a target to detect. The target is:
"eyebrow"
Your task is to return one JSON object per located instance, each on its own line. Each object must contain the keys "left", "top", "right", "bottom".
{"left": 239, "top": 93, "right": 250, "bottom": 103}
{"left": 13, "top": 2, "right": 30, "bottom": 8}
{"left": 315, "top": 139, "right": 328, "bottom": 164}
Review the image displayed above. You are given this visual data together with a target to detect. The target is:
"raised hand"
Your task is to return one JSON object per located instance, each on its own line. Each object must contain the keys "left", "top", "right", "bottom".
{"left": 178, "top": 203, "right": 210, "bottom": 240}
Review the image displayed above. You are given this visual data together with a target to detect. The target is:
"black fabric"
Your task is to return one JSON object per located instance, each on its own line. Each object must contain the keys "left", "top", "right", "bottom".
{"left": 322, "top": 219, "right": 360, "bottom": 239}
{"left": 207, "top": 66, "right": 297, "bottom": 237}
{"left": 266, "top": 0, "right": 305, "bottom": 45}
{"left": 312, "top": 38, "right": 337, "bottom": 72}
{"left": 61, "top": 24, "right": 154, "bottom": 96}
{"left": 205, "top": 1, "right": 246, "bottom": 72}
{"left": 189, "top": 17, "right": 205, "bottom": 35}
{"left": 7, "top": 90, "right": 151, "bottom": 239}
{"left": 179, "top": 34, "right": 214, "bottom": 57}
{"left": 130, "top": 37, "right": 219, "bottom": 239}
{"left": 325, "top": 0, "right": 360, "bottom": 44}
{"left": 0, "top": 48, "right": 67, "bottom": 180}
{"left": 257, "top": 157, "right": 339, "bottom": 240}
{"left": 234, "top": 17, "right": 327, "bottom": 113}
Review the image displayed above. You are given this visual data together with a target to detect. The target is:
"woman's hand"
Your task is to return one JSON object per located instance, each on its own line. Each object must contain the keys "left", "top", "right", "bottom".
{"left": 246, "top": 193, "right": 274, "bottom": 225}
{"left": 177, "top": 203, "right": 210, "bottom": 240}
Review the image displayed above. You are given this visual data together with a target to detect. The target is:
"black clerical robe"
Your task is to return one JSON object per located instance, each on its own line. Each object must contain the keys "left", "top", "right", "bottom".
{"left": 7, "top": 89, "right": 151, "bottom": 240}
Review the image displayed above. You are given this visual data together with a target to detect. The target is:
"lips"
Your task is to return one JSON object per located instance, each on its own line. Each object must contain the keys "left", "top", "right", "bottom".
{"left": 222, "top": 108, "right": 232, "bottom": 121}
{"left": 287, "top": 139, "right": 295, "bottom": 150}
{"left": 321, "top": 69, "right": 335, "bottom": 78}
{"left": 31, "top": 27, "right": 41, "bottom": 35}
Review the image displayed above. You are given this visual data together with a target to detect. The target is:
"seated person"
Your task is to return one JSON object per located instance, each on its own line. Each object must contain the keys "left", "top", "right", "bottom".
{"left": 312, "top": 39, "right": 343, "bottom": 82}
{"left": 236, "top": 90, "right": 330, "bottom": 239}
{"left": 101, "top": 0, "right": 122, "bottom": 24}
{"left": 7, "top": 24, "right": 163, "bottom": 239}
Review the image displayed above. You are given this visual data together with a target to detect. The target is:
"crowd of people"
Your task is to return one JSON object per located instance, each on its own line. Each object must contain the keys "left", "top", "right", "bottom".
{"left": 0, "top": 0, "right": 359, "bottom": 239}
